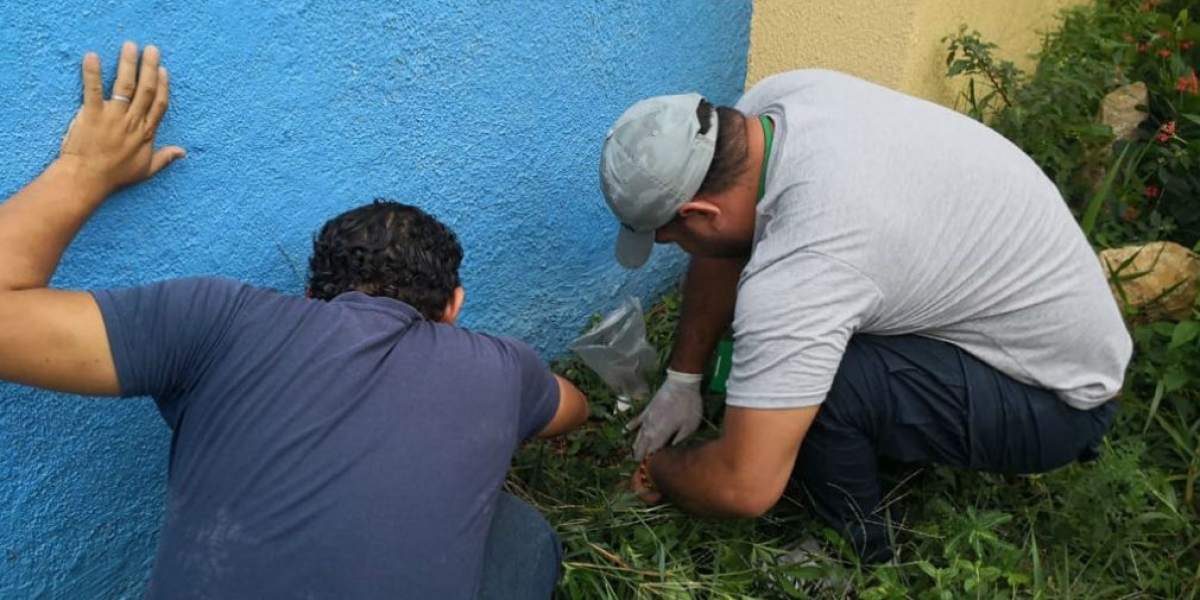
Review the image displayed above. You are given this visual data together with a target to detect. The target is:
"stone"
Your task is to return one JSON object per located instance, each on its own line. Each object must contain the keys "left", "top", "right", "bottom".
{"left": 1099, "top": 81, "right": 1149, "bottom": 142}
{"left": 1099, "top": 241, "right": 1200, "bottom": 322}
{"left": 1080, "top": 82, "right": 1149, "bottom": 191}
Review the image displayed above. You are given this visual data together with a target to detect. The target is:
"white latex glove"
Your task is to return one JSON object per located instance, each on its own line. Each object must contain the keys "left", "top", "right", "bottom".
{"left": 626, "top": 369, "right": 704, "bottom": 460}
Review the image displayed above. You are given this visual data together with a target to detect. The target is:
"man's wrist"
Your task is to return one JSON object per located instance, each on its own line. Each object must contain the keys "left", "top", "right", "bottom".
{"left": 49, "top": 157, "right": 116, "bottom": 200}
{"left": 665, "top": 369, "right": 704, "bottom": 384}
{"left": 667, "top": 356, "right": 707, "bottom": 375}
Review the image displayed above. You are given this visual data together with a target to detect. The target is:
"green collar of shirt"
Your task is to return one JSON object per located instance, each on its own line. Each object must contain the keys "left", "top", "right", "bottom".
{"left": 756, "top": 115, "right": 774, "bottom": 204}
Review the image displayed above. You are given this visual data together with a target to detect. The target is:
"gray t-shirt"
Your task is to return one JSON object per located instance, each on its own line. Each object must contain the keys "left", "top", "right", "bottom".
{"left": 92, "top": 277, "right": 559, "bottom": 599}
{"left": 726, "top": 70, "right": 1131, "bottom": 411}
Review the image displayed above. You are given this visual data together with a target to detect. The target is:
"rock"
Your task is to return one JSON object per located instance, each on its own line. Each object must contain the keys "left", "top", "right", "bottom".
{"left": 1080, "top": 83, "right": 1149, "bottom": 192}
{"left": 1098, "top": 241, "right": 1200, "bottom": 322}
{"left": 1099, "top": 82, "right": 1148, "bottom": 142}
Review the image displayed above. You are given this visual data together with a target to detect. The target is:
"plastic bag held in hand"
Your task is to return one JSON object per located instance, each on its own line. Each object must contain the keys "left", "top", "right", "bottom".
{"left": 627, "top": 369, "right": 703, "bottom": 461}
{"left": 570, "top": 297, "right": 658, "bottom": 411}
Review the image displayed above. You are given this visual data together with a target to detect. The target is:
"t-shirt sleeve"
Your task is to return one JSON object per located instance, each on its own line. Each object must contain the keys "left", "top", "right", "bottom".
{"left": 726, "top": 252, "right": 882, "bottom": 409}
{"left": 503, "top": 338, "right": 561, "bottom": 442}
{"left": 91, "top": 277, "right": 247, "bottom": 405}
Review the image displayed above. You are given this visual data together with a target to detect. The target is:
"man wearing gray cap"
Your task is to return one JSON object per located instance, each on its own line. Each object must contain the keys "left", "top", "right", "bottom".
{"left": 601, "top": 69, "right": 1131, "bottom": 563}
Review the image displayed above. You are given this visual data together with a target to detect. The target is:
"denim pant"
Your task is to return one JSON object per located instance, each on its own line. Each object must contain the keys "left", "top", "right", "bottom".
{"left": 794, "top": 335, "right": 1117, "bottom": 563}
{"left": 478, "top": 492, "right": 562, "bottom": 599}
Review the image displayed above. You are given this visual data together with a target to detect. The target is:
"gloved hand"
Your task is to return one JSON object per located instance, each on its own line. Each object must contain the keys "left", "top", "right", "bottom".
{"left": 626, "top": 369, "right": 704, "bottom": 460}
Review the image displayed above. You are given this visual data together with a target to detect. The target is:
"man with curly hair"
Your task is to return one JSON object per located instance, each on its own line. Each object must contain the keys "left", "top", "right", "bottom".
{"left": 0, "top": 43, "right": 586, "bottom": 599}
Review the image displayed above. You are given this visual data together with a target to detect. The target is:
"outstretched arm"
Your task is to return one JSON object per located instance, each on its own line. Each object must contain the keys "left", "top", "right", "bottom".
{"left": 635, "top": 405, "right": 819, "bottom": 518}
{"left": 537, "top": 375, "right": 589, "bottom": 437}
{"left": 0, "top": 42, "right": 184, "bottom": 395}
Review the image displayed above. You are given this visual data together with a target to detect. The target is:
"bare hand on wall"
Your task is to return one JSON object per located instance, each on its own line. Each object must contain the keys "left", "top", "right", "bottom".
{"left": 59, "top": 41, "right": 185, "bottom": 196}
{"left": 0, "top": 42, "right": 184, "bottom": 396}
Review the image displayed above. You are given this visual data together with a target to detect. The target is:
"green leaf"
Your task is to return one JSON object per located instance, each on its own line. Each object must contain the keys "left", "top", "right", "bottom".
{"left": 1144, "top": 380, "right": 1166, "bottom": 435}
{"left": 1162, "top": 365, "right": 1188, "bottom": 392}
{"left": 1168, "top": 320, "right": 1200, "bottom": 349}
{"left": 1030, "top": 532, "right": 1044, "bottom": 596}
{"left": 1082, "top": 145, "right": 1130, "bottom": 237}
{"left": 1151, "top": 321, "right": 1177, "bottom": 337}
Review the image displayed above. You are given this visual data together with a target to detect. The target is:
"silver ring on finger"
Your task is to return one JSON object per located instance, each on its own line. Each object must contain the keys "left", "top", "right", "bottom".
{"left": 111, "top": 94, "right": 132, "bottom": 103}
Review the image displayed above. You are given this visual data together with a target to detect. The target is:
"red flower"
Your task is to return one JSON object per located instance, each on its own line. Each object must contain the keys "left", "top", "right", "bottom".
{"left": 1123, "top": 207, "right": 1141, "bottom": 222}
{"left": 1178, "top": 68, "right": 1200, "bottom": 94}
{"left": 1145, "top": 185, "right": 1162, "bottom": 198}
{"left": 1183, "top": 40, "right": 1196, "bottom": 50}
{"left": 1156, "top": 120, "right": 1177, "bottom": 143}
{"left": 1138, "top": 42, "right": 1149, "bottom": 53}
{"left": 1160, "top": 49, "right": 1173, "bottom": 58}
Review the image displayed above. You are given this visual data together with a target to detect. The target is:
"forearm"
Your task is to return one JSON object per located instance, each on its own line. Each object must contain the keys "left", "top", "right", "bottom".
{"left": 647, "top": 440, "right": 752, "bottom": 519}
{"left": 0, "top": 159, "right": 111, "bottom": 291}
{"left": 668, "top": 255, "right": 746, "bottom": 373}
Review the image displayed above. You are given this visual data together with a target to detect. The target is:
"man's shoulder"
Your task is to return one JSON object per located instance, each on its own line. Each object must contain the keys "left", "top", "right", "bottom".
{"left": 92, "top": 276, "right": 277, "bottom": 317}
{"left": 738, "top": 69, "right": 865, "bottom": 110}
{"left": 118, "top": 275, "right": 265, "bottom": 298}
{"left": 441, "top": 328, "right": 541, "bottom": 366}
{"left": 757, "top": 68, "right": 857, "bottom": 87}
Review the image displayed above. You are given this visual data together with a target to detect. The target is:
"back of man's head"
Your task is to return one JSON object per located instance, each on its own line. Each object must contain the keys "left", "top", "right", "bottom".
{"left": 308, "top": 200, "right": 463, "bottom": 321}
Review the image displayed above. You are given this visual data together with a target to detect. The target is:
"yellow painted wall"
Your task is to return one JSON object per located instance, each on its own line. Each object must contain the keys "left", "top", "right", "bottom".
{"left": 746, "top": 0, "right": 1084, "bottom": 107}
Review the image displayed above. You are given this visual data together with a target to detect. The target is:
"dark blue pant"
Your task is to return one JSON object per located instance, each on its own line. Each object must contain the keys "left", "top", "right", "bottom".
{"left": 794, "top": 335, "right": 1117, "bottom": 563}
{"left": 478, "top": 493, "right": 562, "bottom": 599}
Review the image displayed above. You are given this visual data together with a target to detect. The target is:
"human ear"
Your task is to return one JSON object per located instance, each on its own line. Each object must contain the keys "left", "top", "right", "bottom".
{"left": 439, "top": 286, "right": 466, "bottom": 324}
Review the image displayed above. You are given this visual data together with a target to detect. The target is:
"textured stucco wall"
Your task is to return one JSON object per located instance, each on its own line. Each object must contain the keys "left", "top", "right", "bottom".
{"left": 0, "top": 1, "right": 752, "bottom": 596}
{"left": 903, "top": 0, "right": 1085, "bottom": 106}
{"left": 746, "top": 0, "right": 1083, "bottom": 106}
{"left": 747, "top": 0, "right": 923, "bottom": 90}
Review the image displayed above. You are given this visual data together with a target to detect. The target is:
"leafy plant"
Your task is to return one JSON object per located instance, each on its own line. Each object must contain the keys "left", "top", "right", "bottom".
{"left": 945, "top": 0, "right": 1200, "bottom": 247}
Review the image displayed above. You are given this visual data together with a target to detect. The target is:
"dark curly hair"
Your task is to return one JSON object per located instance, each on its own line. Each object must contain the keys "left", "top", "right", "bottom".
{"left": 307, "top": 200, "right": 463, "bottom": 321}
{"left": 695, "top": 99, "right": 749, "bottom": 197}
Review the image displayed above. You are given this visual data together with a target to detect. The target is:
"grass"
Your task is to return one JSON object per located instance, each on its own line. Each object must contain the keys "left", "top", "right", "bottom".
{"left": 508, "top": 287, "right": 1200, "bottom": 598}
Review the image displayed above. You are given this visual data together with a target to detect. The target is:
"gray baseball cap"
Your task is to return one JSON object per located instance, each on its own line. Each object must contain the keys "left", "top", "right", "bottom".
{"left": 599, "top": 93, "right": 717, "bottom": 269}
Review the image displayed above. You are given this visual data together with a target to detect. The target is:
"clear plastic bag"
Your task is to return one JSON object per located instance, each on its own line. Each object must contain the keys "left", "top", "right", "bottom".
{"left": 570, "top": 297, "right": 658, "bottom": 411}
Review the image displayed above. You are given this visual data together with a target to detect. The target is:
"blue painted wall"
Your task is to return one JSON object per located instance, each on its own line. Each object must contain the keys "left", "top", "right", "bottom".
{"left": 0, "top": 1, "right": 752, "bottom": 596}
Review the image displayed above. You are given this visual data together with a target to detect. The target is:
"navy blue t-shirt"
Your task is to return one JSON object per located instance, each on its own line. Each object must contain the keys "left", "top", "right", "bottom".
{"left": 92, "top": 277, "right": 560, "bottom": 600}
